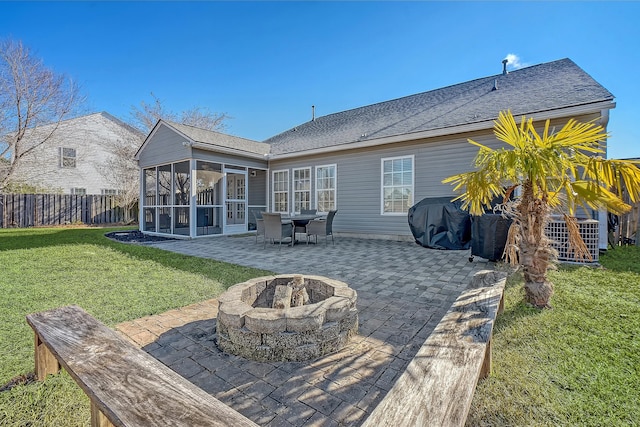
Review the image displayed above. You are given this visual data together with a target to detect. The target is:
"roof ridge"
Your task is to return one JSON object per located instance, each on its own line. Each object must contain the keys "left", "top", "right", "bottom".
{"left": 264, "top": 58, "right": 576, "bottom": 143}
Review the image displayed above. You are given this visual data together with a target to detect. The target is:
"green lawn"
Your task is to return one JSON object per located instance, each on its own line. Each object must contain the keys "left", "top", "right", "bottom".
{"left": 467, "top": 246, "right": 640, "bottom": 426}
{"left": 0, "top": 226, "right": 272, "bottom": 426}
{"left": 1, "top": 227, "right": 638, "bottom": 426}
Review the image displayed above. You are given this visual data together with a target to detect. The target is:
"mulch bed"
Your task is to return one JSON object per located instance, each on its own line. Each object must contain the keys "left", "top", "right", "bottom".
{"left": 104, "top": 230, "right": 175, "bottom": 244}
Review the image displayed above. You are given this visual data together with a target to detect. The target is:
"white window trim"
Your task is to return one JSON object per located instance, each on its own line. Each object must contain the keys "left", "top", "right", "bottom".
{"left": 314, "top": 163, "right": 337, "bottom": 214}
{"left": 271, "top": 169, "right": 289, "bottom": 214}
{"left": 60, "top": 147, "right": 77, "bottom": 168}
{"left": 380, "top": 155, "right": 414, "bottom": 216}
{"left": 292, "top": 167, "right": 312, "bottom": 214}
{"left": 71, "top": 187, "right": 86, "bottom": 196}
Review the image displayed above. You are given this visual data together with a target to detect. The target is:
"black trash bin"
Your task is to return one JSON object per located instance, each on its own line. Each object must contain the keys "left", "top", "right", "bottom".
{"left": 470, "top": 214, "right": 512, "bottom": 261}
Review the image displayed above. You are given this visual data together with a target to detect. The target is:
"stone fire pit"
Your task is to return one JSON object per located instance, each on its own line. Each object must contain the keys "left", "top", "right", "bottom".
{"left": 216, "top": 274, "right": 358, "bottom": 362}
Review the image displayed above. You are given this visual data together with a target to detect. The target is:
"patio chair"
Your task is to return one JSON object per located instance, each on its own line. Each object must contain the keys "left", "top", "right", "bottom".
{"left": 262, "top": 212, "right": 294, "bottom": 250}
{"left": 306, "top": 210, "right": 337, "bottom": 245}
{"left": 254, "top": 211, "right": 265, "bottom": 243}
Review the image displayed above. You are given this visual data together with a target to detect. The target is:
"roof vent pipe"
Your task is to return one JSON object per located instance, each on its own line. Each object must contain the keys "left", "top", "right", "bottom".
{"left": 492, "top": 79, "right": 498, "bottom": 91}
{"left": 502, "top": 58, "right": 508, "bottom": 75}
{"left": 312, "top": 105, "right": 315, "bottom": 121}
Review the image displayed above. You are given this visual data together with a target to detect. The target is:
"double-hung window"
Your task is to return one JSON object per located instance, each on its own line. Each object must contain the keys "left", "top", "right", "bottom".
{"left": 272, "top": 170, "right": 289, "bottom": 213}
{"left": 293, "top": 168, "right": 311, "bottom": 213}
{"left": 381, "top": 155, "right": 414, "bottom": 215}
{"left": 315, "top": 164, "right": 336, "bottom": 213}
{"left": 60, "top": 147, "right": 76, "bottom": 168}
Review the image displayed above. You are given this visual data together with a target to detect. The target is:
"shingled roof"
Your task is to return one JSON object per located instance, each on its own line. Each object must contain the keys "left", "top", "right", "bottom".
{"left": 264, "top": 58, "right": 614, "bottom": 156}
{"left": 166, "top": 121, "right": 270, "bottom": 156}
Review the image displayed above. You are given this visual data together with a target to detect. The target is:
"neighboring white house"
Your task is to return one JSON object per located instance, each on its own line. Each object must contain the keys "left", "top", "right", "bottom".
{"left": 136, "top": 58, "right": 615, "bottom": 247}
{"left": 9, "top": 112, "right": 143, "bottom": 195}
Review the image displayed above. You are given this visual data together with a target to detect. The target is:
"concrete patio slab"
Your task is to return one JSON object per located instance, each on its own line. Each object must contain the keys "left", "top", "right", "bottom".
{"left": 117, "top": 235, "right": 494, "bottom": 426}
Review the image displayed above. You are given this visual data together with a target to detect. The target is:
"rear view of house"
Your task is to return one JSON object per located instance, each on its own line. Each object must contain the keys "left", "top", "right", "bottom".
{"left": 136, "top": 58, "right": 615, "bottom": 247}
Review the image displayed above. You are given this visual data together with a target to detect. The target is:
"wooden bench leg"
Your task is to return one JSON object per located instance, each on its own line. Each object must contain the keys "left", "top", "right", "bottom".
{"left": 34, "top": 333, "right": 60, "bottom": 380}
{"left": 91, "top": 402, "right": 116, "bottom": 427}
{"left": 34, "top": 333, "right": 115, "bottom": 427}
{"left": 480, "top": 291, "right": 504, "bottom": 380}
{"left": 480, "top": 338, "right": 492, "bottom": 380}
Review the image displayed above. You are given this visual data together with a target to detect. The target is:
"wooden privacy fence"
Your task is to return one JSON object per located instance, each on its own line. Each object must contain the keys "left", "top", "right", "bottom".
{"left": 0, "top": 194, "right": 137, "bottom": 228}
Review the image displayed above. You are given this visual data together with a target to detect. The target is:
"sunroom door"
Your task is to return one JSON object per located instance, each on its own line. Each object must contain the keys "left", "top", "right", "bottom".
{"left": 224, "top": 170, "right": 247, "bottom": 234}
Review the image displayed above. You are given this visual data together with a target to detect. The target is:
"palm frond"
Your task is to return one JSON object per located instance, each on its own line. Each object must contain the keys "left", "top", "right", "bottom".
{"left": 493, "top": 110, "right": 530, "bottom": 149}
{"left": 546, "top": 117, "right": 608, "bottom": 152}
{"left": 580, "top": 157, "right": 640, "bottom": 203}
{"left": 571, "top": 180, "right": 631, "bottom": 215}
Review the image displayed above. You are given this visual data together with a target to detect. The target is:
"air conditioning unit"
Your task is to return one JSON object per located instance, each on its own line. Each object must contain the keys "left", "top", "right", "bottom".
{"left": 545, "top": 218, "right": 599, "bottom": 263}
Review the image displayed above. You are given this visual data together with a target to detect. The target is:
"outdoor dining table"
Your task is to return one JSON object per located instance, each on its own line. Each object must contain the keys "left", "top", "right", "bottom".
{"left": 282, "top": 214, "right": 326, "bottom": 245}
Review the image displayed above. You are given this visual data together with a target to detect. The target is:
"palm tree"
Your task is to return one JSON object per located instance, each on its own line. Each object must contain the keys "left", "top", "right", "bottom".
{"left": 444, "top": 111, "right": 640, "bottom": 308}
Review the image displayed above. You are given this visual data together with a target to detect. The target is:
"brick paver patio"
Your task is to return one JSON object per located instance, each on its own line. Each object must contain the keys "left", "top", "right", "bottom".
{"left": 116, "top": 235, "right": 494, "bottom": 426}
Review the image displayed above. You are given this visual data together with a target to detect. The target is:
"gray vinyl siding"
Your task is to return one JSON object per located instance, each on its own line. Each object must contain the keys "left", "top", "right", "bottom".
{"left": 137, "top": 125, "right": 191, "bottom": 168}
{"left": 248, "top": 169, "right": 267, "bottom": 206}
{"left": 269, "top": 112, "right": 605, "bottom": 238}
{"left": 269, "top": 130, "right": 505, "bottom": 238}
{"left": 192, "top": 148, "right": 268, "bottom": 170}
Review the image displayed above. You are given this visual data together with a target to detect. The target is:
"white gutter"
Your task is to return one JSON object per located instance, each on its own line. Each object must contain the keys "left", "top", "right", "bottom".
{"left": 268, "top": 100, "right": 616, "bottom": 160}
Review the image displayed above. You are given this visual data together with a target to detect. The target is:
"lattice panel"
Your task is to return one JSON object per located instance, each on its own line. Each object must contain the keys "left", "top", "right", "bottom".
{"left": 546, "top": 219, "right": 599, "bottom": 263}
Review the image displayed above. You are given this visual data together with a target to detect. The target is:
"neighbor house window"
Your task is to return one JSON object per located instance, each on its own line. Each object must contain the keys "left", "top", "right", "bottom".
{"left": 60, "top": 147, "right": 76, "bottom": 168}
{"left": 315, "top": 164, "right": 336, "bottom": 213}
{"left": 293, "top": 167, "right": 311, "bottom": 213}
{"left": 381, "top": 155, "right": 413, "bottom": 215}
{"left": 71, "top": 188, "right": 86, "bottom": 195}
{"left": 272, "top": 170, "right": 289, "bottom": 213}
{"left": 101, "top": 189, "right": 119, "bottom": 196}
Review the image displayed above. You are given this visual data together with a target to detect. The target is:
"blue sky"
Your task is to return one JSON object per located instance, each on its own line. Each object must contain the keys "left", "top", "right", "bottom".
{"left": 1, "top": 1, "right": 638, "bottom": 158}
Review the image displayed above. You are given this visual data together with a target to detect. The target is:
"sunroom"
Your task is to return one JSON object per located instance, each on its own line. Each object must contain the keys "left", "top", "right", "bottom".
{"left": 135, "top": 121, "right": 270, "bottom": 238}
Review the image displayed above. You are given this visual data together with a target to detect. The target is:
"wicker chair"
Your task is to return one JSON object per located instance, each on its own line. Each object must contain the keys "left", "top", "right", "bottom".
{"left": 262, "top": 212, "right": 294, "bottom": 249}
{"left": 254, "top": 212, "right": 265, "bottom": 243}
{"left": 306, "top": 210, "right": 337, "bottom": 245}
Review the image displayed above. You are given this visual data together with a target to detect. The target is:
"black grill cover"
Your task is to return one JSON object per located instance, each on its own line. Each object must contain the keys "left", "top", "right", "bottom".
{"left": 408, "top": 197, "right": 472, "bottom": 250}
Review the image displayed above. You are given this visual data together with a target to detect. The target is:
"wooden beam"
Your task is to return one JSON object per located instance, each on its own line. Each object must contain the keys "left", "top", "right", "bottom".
{"left": 27, "top": 305, "right": 259, "bottom": 427}
{"left": 361, "top": 270, "right": 507, "bottom": 427}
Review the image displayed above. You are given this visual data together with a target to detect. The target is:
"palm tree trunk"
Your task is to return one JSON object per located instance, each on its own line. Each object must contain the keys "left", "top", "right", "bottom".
{"left": 517, "top": 181, "right": 555, "bottom": 308}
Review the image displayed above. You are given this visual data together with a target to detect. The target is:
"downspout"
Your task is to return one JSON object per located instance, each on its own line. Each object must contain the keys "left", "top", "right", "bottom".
{"left": 597, "top": 108, "right": 611, "bottom": 249}
{"left": 598, "top": 108, "right": 610, "bottom": 158}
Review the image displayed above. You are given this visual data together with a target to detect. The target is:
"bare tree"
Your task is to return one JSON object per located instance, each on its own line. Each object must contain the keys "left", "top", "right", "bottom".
{"left": 97, "top": 121, "right": 144, "bottom": 223}
{"left": 129, "top": 93, "right": 229, "bottom": 134}
{"left": 0, "top": 38, "right": 82, "bottom": 191}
